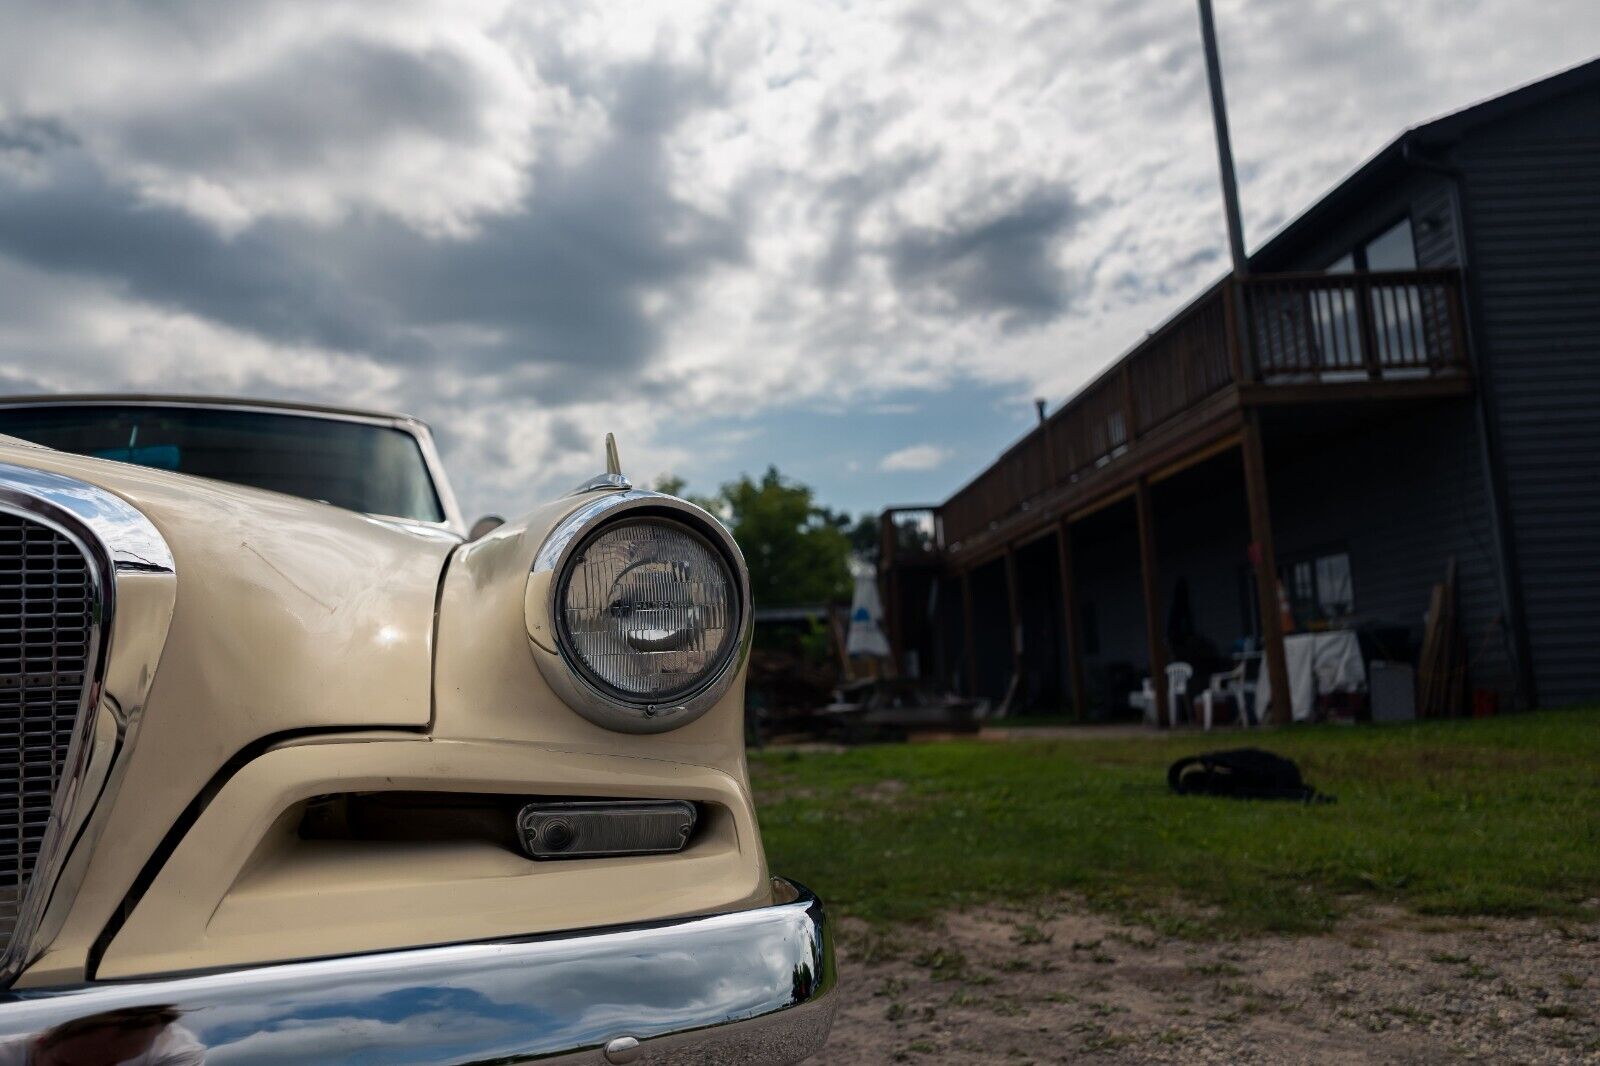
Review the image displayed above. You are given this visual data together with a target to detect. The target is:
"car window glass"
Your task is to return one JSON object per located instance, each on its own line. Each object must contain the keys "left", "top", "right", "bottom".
{"left": 0, "top": 405, "right": 446, "bottom": 524}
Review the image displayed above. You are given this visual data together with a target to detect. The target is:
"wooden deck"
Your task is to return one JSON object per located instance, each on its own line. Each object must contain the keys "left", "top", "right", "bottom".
{"left": 934, "top": 269, "right": 1471, "bottom": 565}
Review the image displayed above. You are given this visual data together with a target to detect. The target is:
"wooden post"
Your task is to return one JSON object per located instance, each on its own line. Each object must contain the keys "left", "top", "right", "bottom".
{"left": 1241, "top": 410, "right": 1292, "bottom": 725}
{"left": 1354, "top": 275, "right": 1383, "bottom": 379}
{"left": 1223, "top": 279, "right": 1248, "bottom": 383}
{"left": 1443, "top": 277, "right": 1469, "bottom": 373}
{"left": 878, "top": 512, "right": 900, "bottom": 676}
{"left": 1004, "top": 548, "right": 1024, "bottom": 706}
{"left": 960, "top": 569, "right": 978, "bottom": 699}
{"left": 1055, "top": 518, "right": 1089, "bottom": 721}
{"left": 884, "top": 566, "right": 901, "bottom": 678}
{"left": 1134, "top": 478, "right": 1169, "bottom": 729}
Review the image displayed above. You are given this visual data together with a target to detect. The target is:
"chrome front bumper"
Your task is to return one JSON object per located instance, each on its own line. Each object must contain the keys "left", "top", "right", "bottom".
{"left": 0, "top": 878, "right": 835, "bottom": 1064}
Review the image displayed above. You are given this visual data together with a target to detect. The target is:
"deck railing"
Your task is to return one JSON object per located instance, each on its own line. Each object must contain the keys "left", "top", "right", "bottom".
{"left": 937, "top": 269, "right": 1469, "bottom": 549}
{"left": 1244, "top": 269, "right": 1467, "bottom": 380}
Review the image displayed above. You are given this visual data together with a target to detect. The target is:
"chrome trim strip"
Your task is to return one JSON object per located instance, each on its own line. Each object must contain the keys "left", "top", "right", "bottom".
{"left": 0, "top": 395, "right": 418, "bottom": 432}
{"left": 0, "top": 878, "right": 836, "bottom": 1066}
{"left": 0, "top": 465, "right": 173, "bottom": 576}
{"left": 530, "top": 490, "right": 754, "bottom": 734}
{"left": 0, "top": 462, "right": 176, "bottom": 988}
{"left": 407, "top": 419, "right": 467, "bottom": 537}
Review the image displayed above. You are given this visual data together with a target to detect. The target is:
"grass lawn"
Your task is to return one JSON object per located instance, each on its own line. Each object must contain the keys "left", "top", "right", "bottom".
{"left": 751, "top": 708, "right": 1600, "bottom": 936}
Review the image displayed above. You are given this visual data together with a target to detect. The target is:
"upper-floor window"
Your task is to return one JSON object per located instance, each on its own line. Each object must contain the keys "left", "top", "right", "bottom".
{"left": 1326, "top": 216, "right": 1417, "bottom": 273}
{"left": 1363, "top": 217, "right": 1417, "bottom": 271}
{"left": 1313, "top": 217, "right": 1422, "bottom": 372}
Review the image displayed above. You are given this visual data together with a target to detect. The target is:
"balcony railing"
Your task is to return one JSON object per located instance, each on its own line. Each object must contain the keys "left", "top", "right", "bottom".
{"left": 1245, "top": 269, "right": 1468, "bottom": 380}
{"left": 938, "top": 269, "right": 1469, "bottom": 550}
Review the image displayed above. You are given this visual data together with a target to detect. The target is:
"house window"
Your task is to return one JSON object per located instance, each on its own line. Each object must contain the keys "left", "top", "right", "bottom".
{"left": 1285, "top": 549, "right": 1355, "bottom": 629}
{"left": 1324, "top": 216, "right": 1418, "bottom": 273}
{"left": 1315, "top": 217, "right": 1421, "bottom": 370}
{"left": 1313, "top": 552, "right": 1355, "bottom": 618}
{"left": 1363, "top": 218, "right": 1418, "bottom": 272}
{"left": 1240, "top": 549, "right": 1356, "bottom": 636}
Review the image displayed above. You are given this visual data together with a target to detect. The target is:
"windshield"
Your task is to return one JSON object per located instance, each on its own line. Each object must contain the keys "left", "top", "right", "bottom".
{"left": 0, "top": 404, "right": 446, "bottom": 524}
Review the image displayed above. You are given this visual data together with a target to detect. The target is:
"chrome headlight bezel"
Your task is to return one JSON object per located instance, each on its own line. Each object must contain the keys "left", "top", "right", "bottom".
{"left": 527, "top": 490, "right": 752, "bottom": 734}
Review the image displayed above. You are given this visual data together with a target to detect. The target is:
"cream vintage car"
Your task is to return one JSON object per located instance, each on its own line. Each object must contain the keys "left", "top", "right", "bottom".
{"left": 0, "top": 395, "right": 834, "bottom": 1064}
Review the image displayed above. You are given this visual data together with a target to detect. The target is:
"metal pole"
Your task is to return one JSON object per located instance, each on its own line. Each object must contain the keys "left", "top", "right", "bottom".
{"left": 1197, "top": 0, "right": 1248, "bottom": 277}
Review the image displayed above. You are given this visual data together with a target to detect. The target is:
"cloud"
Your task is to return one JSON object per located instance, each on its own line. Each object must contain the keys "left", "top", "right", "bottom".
{"left": 880, "top": 443, "right": 953, "bottom": 472}
{"left": 0, "top": 0, "right": 541, "bottom": 236}
{"left": 0, "top": 0, "right": 1595, "bottom": 518}
{"left": 107, "top": 35, "right": 533, "bottom": 236}
{"left": 886, "top": 184, "right": 1087, "bottom": 329}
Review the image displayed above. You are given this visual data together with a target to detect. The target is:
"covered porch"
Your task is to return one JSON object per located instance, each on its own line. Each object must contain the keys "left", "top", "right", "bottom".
{"left": 880, "top": 268, "right": 1484, "bottom": 725}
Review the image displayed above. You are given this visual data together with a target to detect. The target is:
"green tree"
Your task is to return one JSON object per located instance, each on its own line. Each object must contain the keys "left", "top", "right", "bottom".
{"left": 670, "top": 467, "right": 852, "bottom": 608}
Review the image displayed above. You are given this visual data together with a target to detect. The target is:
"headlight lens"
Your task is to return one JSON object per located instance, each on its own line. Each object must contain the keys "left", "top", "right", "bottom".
{"left": 556, "top": 518, "right": 738, "bottom": 702}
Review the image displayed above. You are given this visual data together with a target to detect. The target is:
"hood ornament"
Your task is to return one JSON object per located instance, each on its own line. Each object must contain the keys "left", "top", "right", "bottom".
{"left": 572, "top": 432, "right": 633, "bottom": 494}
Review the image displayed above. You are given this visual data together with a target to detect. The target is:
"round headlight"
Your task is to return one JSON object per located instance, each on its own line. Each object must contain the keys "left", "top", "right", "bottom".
{"left": 528, "top": 491, "right": 751, "bottom": 733}
{"left": 557, "top": 518, "right": 737, "bottom": 702}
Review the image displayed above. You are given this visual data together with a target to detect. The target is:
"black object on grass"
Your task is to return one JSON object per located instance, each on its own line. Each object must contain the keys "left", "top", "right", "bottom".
{"left": 1168, "top": 748, "right": 1334, "bottom": 803}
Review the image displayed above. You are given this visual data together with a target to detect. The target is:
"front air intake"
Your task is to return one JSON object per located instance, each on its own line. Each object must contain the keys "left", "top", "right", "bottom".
{"left": 0, "top": 512, "right": 95, "bottom": 946}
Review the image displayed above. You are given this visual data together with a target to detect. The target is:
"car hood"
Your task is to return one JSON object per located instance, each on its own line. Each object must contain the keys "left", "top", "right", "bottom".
{"left": 0, "top": 441, "right": 457, "bottom": 725}
{"left": 0, "top": 435, "right": 456, "bottom": 758}
{"left": 0, "top": 441, "right": 462, "bottom": 981}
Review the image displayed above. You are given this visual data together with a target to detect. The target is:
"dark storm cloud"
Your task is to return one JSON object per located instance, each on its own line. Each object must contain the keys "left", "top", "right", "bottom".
{"left": 812, "top": 150, "right": 938, "bottom": 290}
{"left": 0, "top": 57, "right": 741, "bottom": 401}
{"left": 0, "top": 116, "right": 78, "bottom": 155}
{"left": 322, "top": 61, "right": 744, "bottom": 398}
{"left": 113, "top": 37, "right": 487, "bottom": 171}
{"left": 885, "top": 185, "right": 1090, "bottom": 329}
{"left": 0, "top": 154, "right": 406, "bottom": 357}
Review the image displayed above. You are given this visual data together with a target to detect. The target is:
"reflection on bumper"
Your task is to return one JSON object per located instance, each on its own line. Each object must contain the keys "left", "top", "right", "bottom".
{"left": 0, "top": 878, "right": 835, "bottom": 1064}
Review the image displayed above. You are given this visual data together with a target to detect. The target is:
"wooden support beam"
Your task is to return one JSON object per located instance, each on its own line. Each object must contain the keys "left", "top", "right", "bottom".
{"left": 1055, "top": 518, "right": 1089, "bottom": 722}
{"left": 961, "top": 570, "right": 978, "bottom": 699}
{"left": 879, "top": 512, "right": 901, "bottom": 677}
{"left": 1241, "top": 410, "right": 1292, "bottom": 725}
{"left": 1003, "top": 548, "right": 1024, "bottom": 706}
{"left": 1354, "top": 275, "right": 1383, "bottom": 379}
{"left": 1134, "top": 478, "right": 1169, "bottom": 729}
{"left": 884, "top": 566, "right": 902, "bottom": 678}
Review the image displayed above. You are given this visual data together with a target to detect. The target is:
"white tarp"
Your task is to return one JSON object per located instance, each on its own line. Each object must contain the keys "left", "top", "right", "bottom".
{"left": 845, "top": 559, "right": 890, "bottom": 658}
{"left": 1255, "top": 629, "right": 1366, "bottom": 722}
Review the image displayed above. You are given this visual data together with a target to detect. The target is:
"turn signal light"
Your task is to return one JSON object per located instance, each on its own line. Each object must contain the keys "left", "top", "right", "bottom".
{"left": 518, "top": 800, "right": 696, "bottom": 860}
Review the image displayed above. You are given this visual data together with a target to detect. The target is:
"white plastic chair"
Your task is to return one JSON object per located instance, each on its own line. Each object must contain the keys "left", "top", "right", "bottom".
{"left": 1165, "top": 662, "right": 1194, "bottom": 727}
{"left": 1198, "top": 662, "right": 1257, "bottom": 730}
{"left": 1131, "top": 679, "right": 1157, "bottom": 726}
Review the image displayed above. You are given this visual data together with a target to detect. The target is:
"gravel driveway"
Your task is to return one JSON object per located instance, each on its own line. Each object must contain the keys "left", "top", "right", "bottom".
{"left": 816, "top": 902, "right": 1599, "bottom": 1064}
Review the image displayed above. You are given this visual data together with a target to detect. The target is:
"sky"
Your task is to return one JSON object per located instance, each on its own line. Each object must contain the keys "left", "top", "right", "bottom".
{"left": 0, "top": 1, "right": 1595, "bottom": 521}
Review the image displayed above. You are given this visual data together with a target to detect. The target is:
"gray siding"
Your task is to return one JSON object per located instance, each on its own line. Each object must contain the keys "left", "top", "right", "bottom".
{"left": 1266, "top": 403, "right": 1515, "bottom": 699}
{"left": 1458, "top": 84, "right": 1600, "bottom": 707}
{"left": 1066, "top": 412, "right": 1515, "bottom": 709}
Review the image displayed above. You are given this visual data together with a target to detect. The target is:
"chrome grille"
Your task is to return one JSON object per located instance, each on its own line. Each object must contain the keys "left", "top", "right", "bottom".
{"left": 0, "top": 513, "right": 94, "bottom": 943}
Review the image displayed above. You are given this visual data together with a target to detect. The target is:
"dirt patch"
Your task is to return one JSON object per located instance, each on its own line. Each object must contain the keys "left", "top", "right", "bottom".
{"left": 817, "top": 904, "right": 1600, "bottom": 1064}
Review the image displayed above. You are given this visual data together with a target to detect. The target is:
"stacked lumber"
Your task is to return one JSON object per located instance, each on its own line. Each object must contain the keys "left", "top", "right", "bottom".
{"left": 1417, "top": 558, "right": 1467, "bottom": 716}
